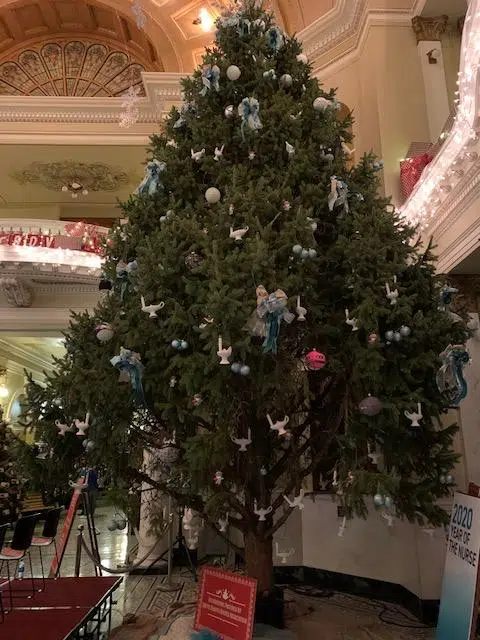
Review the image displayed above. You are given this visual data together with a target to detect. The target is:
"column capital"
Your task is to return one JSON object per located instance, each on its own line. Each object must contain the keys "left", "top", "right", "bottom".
{"left": 411, "top": 15, "right": 449, "bottom": 43}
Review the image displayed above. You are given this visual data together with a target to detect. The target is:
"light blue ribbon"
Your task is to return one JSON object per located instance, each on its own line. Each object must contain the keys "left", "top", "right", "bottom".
{"left": 238, "top": 97, "right": 262, "bottom": 140}
{"left": 200, "top": 65, "right": 220, "bottom": 96}
{"left": 111, "top": 348, "right": 145, "bottom": 404}
{"left": 439, "top": 286, "right": 458, "bottom": 311}
{"left": 262, "top": 308, "right": 284, "bottom": 354}
{"left": 136, "top": 160, "right": 166, "bottom": 197}
{"left": 436, "top": 345, "right": 469, "bottom": 406}
{"left": 267, "top": 26, "right": 284, "bottom": 52}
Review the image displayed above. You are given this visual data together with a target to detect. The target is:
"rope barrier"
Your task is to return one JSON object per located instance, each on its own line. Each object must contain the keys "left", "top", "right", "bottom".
{"left": 79, "top": 521, "right": 172, "bottom": 574}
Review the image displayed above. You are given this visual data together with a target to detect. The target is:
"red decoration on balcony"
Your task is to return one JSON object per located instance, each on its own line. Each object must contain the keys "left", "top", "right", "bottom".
{"left": 400, "top": 153, "right": 432, "bottom": 200}
{"left": 64, "top": 222, "right": 105, "bottom": 256}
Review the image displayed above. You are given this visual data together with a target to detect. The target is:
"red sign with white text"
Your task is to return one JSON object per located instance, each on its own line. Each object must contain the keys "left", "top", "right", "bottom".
{"left": 0, "top": 232, "right": 57, "bottom": 248}
{"left": 49, "top": 477, "right": 85, "bottom": 578}
{"left": 194, "top": 567, "right": 257, "bottom": 640}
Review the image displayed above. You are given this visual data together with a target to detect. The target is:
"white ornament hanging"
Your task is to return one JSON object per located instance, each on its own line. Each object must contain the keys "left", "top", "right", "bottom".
{"left": 267, "top": 414, "right": 290, "bottom": 437}
{"left": 367, "top": 443, "right": 381, "bottom": 465}
{"left": 141, "top": 295, "right": 165, "bottom": 318}
{"left": 254, "top": 500, "right": 273, "bottom": 521}
{"left": 296, "top": 53, "right": 308, "bottom": 64}
{"left": 205, "top": 187, "right": 221, "bottom": 204}
{"left": 96, "top": 322, "right": 114, "bottom": 343}
{"left": 404, "top": 402, "right": 423, "bottom": 427}
{"left": 280, "top": 74, "right": 293, "bottom": 88}
{"left": 217, "top": 336, "right": 232, "bottom": 365}
{"left": 229, "top": 226, "right": 249, "bottom": 241}
{"left": 225, "top": 105, "right": 234, "bottom": 118}
{"left": 283, "top": 489, "right": 305, "bottom": 510}
{"left": 296, "top": 296, "right": 307, "bottom": 321}
{"left": 313, "top": 96, "right": 334, "bottom": 111}
{"left": 214, "top": 145, "right": 225, "bottom": 161}
{"left": 385, "top": 276, "right": 398, "bottom": 305}
{"left": 191, "top": 148, "right": 206, "bottom": 162}
{"left": 285, "top": 141, "right": 295, "bottom": 157}
{"left": 231, "top": 428, "right": 252, "bottom": 452}
{"left": 55, "top": 420, "right": 71, "bottom": 436}
{"left": 226, "top": 65, "right": 241, "bottom": 81}
{"left": 218, "top": 515, "right": 229, "bottom": 532}
{"left": 344, "top": 308, "right": 358, "bottom": 331}
{"left": 74, "top": 413, "right": 90, "bottom": 437}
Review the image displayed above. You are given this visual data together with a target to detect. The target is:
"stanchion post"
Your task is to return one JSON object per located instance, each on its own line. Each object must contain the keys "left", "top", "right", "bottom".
{"left": 75, "top": 524, "right": 84, "bottom": 577}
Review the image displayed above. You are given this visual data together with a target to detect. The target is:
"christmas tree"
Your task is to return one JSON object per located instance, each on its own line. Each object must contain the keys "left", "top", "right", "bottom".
{"left": 0, "top": 410, "right": 23, "bottom": 525}
{"left": 26, "top": 0, "right": 469, "bottom": 599}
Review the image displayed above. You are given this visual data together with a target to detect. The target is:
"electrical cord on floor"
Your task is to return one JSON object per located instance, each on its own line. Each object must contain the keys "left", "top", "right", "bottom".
{"left": 281, "top": 583, "right": 435, "bottom": 630}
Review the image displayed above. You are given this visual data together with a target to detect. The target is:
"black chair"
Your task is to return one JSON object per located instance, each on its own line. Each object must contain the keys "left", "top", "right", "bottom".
{"left": 31, "top": 507, "right": 63, "bottom": 589}
{"left": 0, "top": 513, "right": 40, "bottom": 611}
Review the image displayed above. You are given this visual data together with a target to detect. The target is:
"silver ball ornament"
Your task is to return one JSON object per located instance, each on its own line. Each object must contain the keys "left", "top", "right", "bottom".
{"left": 231, "top": 363, "right": 241, "bottom": 374}
{"left": 301, "top": 249, "right": 309, "bottom": 260}
{"left": 180, "top": 340, "right": 188, "bottom": 350}
{"left": 205, "top": 187, "right": 221, "bottom": 204}
{"left": 292, "top": 244, "right": 303, "bottom": 255}
{"left": 400, "top": 325, "right": 411, "bottom": 337}
{"left": 393, "top": 332, "right": 402, "bottom": 342}
{"left": 439, "top": 474, "right": 446, "bottom": 484}
{"left": 226, "top": 65, "right": 241, "bottom": 81}
{"left": 446, "top": 474, "right": 454, "bottom": 485}
{"left": 373, "top": 493, "right": 385, "bottom": 507}
{"left": 280, "top": 73, "right": 293, "bottom": 88}
{"left": 385, "top": 330, "right": 394, "bottom": 342}
{"left": 313, "top": 96, "right": 331, "bottom": 111}
{"left": 240, "top": 365, "right": 250, "bottom": 376}
{"left": 224, "top": 105, "right": 234, "bottom": 118}
{"left": 85, "top": 440, "right": 96, "bottom": 453}
{"left": 171, "top": 340, "right": 180, "bottom": 349}
{"left": 296, "top": 53, "right": 308, "bottom": 64}
{"left": 308, "top": 249, "right": 317, "bottom": 259}
{"left": 384, "top": 496, "right": 394, "bottom": 509}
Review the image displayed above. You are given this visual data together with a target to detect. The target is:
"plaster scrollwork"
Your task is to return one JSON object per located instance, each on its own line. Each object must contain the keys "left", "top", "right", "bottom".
{"left": 411, "top": 15, "right": 449, "bottom": 43}
{"left": 11, "top": 160, "right": 134, "bottom": 192}
{"left": 0, "top": 277, "right": 33, "bottom": 307}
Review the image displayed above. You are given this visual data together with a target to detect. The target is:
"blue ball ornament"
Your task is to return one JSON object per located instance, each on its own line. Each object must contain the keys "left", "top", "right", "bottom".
{"left": 384, "top": 496, "right": 394, "bottom": 509}
{"left": 231, "top": 363, "right": 241, "bottom": 374}
{"left": 301, "top": 249, "right": 309, "bottom": 260}
{"left": 180, "top": 340, "right": 188, "bottom": 350}
{"left": 240, "top": 365, "right": 250, "bottom": 376}
{"left": 292, "top": 244, "right": 303, "bottom": 255}
{"left": 171, "top": 340, "right": 180, "bottom": 349}
{"left": 373, "top": 493, "right": 384, "bottom": 507}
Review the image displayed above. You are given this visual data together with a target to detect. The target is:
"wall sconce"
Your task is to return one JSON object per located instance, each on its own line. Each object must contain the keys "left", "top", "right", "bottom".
{"left": 427, "top": 48, "right": 441, "bottom": 64}
{"left": 0, "top": 368, "right": 9, "bottom": 399}
{"left": 193, "top": 7, "right": 214, "bottom": 32}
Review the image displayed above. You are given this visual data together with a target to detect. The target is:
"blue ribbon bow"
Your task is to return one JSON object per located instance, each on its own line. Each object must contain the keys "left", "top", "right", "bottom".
{"left": 200, "top": 65, "right": 220, "bottom": 96}
{"left": 436, "top": 344, "right": 469, "bottom": 406}
{"left": 136, "top": 160, "right": 166, "bottom": 197}
{"left": 238, "top": 97, "right": 262, "bottom": 140}
{"left": 256, "top": 289, "right": 294, "bottom": 354}
{"left": 111, "top": 348, "right": 145, "bottom": 403}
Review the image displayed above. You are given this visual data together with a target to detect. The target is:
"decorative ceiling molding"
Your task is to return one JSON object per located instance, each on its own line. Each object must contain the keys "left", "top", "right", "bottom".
{"left": 0, "top": 337, "right": 55, "bottom": 372}
{"left": 0, "top": 277, "right": 33, "bottom": 307}
{"left": 0, "top": 41, "right": 147, "bottom": 97}
{"left": 0, "top": 307, "right": 88, "bottom": 334}
{"left": 11, "top": 160, "right": 133, "bottom": 192}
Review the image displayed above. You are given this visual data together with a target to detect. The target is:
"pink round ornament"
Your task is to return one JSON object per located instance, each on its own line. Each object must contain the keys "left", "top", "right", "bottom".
{"left": 305, "top": 349, "right": 327, "bottom": 370}
{"left": 368, "top": 333, "right": 378, "bottom": 345}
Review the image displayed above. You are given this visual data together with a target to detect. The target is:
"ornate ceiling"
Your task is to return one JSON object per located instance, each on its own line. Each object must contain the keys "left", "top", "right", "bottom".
{"left": 0, "top": 0, "right": 336, "bottom": 76}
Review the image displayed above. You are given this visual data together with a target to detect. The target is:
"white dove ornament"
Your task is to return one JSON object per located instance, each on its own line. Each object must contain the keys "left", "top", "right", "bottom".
{"left": 345, "top": 308, "right": 358, "bottom": 331}
{"left": 404, "top": 402, "right": 423, "bottom": 427}
{"left": 284, "top": 489, "right": 305, "bottom": 510}
{"left": 254, "top": 501, "right": 273, "bottom": 521}
{"left": 229, "top": 226, "right": 249, "bottom": 241}
{"left": 74, "top": 413, "right": 90, "bottom": 437}
{"left": 217, "top": 336, "right": 232, "bottom": 365}
{"left": 296, "top": 296, "right": 307, "bottom": 321}
{"left": 231, "top": 428, "right": 252, "bottom": 452}
{"left": 56, "top": 420, "right": 71, "bottom": 436}
{"left": 141, "top": 296, "right": 165, "bottom": 318}
{"left": 267, "top": 414, "right": 290, "bottom": 437}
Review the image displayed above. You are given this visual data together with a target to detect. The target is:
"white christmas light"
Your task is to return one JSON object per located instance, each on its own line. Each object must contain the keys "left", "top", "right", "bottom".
{"left": 0, "top": 245, "right": 103, "bottom": 270}
{"left": 401, "top": 0, "right": 480, "bottom": 230}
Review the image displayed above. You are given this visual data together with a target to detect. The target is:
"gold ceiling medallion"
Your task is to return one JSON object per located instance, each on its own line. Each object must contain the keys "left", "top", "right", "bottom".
{"left": 11, "top": 161, "right": 133, "bottom": 193}
{"left": 0, "top": 41, "right": 146, "bottom": 97}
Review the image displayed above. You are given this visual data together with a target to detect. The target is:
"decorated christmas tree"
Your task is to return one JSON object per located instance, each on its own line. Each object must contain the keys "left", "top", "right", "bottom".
{"left": 26, "top": 0, "right": 469, "bottom": 603}
{"left": 0, "top": 410, "right": 23, "bottom": 525}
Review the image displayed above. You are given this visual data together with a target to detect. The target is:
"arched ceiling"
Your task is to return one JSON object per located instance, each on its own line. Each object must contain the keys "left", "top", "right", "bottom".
{"left": 0, "top": 0, "right": 336, "bottom": 80}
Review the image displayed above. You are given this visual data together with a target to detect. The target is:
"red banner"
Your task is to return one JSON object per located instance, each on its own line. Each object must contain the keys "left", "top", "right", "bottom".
{"left": 0, "top": 232, "right": 57, "bottom": 248}
{"left": 49, "top": 477, "right": 85, "bottom": 578}
{"left": 194, "top": 567, "right": 257, "bottom": 640}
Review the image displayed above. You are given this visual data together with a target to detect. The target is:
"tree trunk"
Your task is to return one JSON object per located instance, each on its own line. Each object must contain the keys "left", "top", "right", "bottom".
{"left": 245, "top": 532, "right": 274, "bottom": 595}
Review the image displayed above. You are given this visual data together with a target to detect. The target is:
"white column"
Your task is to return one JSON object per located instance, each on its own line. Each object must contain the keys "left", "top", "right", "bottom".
{"left": 412, "top": 15, "right": 450, "bottom": 142}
